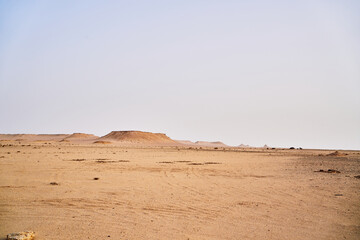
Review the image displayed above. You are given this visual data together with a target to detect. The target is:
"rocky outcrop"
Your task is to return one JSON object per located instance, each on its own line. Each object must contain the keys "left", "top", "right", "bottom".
{"left": 7, "top": 231, "right": 35, "bottom": 240}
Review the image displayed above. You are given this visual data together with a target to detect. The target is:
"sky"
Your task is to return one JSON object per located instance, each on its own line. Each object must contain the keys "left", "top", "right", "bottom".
{"left": 0, "top": 0, "right": 359, "bottom": 149}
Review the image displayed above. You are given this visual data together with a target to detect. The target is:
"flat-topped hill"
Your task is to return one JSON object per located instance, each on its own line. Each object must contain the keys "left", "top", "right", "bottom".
{"left": 99, "top": 131, "right": 176, "bottom": 145}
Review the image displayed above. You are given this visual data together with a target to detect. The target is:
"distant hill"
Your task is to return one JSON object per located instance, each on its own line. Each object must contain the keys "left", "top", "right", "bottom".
{"left": 238, "top": 144, "right": 251, "bottom": 148}
{"left": 175, "top": 140, "right": 230, "bottom": 148}
{"left": 60, "top": 133, "right": 99, "bottom": 143}
{"left": 195, "top": 141, "right": 228, "bottom": 147}
{"left": 98, "top": 131, "right": 176, "bottom": 145}
{"left": 176, "top": 140, "right": 195, "bottom": 145}
{"left": 62, "top": 133, "right": 98, "bottom": 141}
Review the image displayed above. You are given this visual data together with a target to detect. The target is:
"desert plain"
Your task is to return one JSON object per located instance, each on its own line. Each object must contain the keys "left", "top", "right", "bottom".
{"left": 0, "top": 132, "right": 359, "bottom": 240}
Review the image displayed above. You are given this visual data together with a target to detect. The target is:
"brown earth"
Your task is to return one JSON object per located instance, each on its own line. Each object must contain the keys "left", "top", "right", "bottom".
{"left": 0, "top": 141, "right": 359, "bottom": 240}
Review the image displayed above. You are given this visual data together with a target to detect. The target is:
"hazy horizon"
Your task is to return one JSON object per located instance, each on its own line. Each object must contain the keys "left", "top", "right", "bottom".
{"left": 1, "top": 0, "right": 359, "bottom": 150}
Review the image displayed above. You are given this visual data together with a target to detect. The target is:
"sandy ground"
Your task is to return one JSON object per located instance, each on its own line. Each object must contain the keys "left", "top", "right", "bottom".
{"left": 0, "top": 141, "right": 359, "bottom": 240}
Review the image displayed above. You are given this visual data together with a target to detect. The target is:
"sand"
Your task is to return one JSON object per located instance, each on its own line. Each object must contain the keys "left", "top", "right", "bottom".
{"left": 0, "top": 141, "right": 359, "bottom": 240}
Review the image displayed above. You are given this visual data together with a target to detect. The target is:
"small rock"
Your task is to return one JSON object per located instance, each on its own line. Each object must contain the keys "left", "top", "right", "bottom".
{"left": 7, "top": 231, "right": 35, "bottom": 240}
{"left": 93, "top": 177, "right": 99, "bottom": 180}
{"left": 354, "top": 175, "right": 360, "bottom": 179}
{"left": 50, "top": 182, "right": 59, "bottom": 185}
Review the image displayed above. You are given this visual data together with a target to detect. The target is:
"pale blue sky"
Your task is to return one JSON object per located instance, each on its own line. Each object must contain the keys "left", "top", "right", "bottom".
{"left": 0, "top": 0, "right": 359, "bottom": 149}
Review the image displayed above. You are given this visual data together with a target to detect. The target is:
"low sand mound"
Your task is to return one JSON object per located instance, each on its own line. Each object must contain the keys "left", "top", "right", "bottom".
{"left": 195, "top": 141, "right": 228, "bottom": 148}
{"left": 327, "top": 151, "right": 346, "bottom": 157}
{"left": 99, "top": 131, "right": 176, "bottom": 145}
{"left": 93, "top": 140, "right": 112, "bottom": 144}
{"left": 62, "top": 133, "right": 98, "bottom": 140}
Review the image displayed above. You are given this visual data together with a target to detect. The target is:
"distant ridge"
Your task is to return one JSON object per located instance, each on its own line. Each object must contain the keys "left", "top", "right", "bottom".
{"left": 0, "top": 134, "right": 70, "bottom": 141}
{"left": 62, "top": 133, "right": 98, "bottom": 140}
{"left": 175, "top": 140, "right": 230, "bottom": 147}
{"left": 98, "top": 131, "right": 176, "bottom": 145}
{"left": 176, "top": 140, "right": 195, "bottom": 145}
{"left": 195, "top": 141, "right": 228, "bottom": 147}
{"left": 0, "top": 132, "right": 235, "bottom": 148}
{"left": 238, "top": 144, "right": 251, "bottom": 148}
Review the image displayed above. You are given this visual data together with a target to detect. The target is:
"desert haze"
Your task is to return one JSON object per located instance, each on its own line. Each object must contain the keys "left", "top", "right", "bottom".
{"left": 0, "top": 131, "right": 359, "bottom": 239}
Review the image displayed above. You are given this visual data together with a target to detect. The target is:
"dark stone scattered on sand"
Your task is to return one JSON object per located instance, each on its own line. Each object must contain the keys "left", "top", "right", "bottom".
{"left": 315, "top": 169, "right": 341, "bottom": 173}
{"left": 93, "top": 177, "right": 99, "bottom": 180}
{"left": 354, "top": 175, "right": 360, "bottom": 179}
{"left": 334, "top": 194, "right": 343, "bottom": 196}
{"left": 71, "top": 158, "right": 86, "bottom": 161}
{"left": 96, "top": 160, "right": 117, "bottom": 163}
{"left": 50, "top": 182, "right": 59, "bottom": 185}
